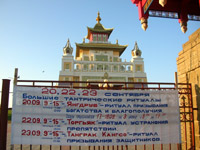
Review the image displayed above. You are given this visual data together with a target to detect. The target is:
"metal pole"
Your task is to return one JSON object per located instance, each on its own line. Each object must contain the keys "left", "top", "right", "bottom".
{"left": 0, "top": 79, "right": 10, "bottom": 150}
{"left": 175, "top": 72, "right": 178, "bottom": 89}
{"left": 189, "top": 84, "right": 196, "bottom": 149}
{"left": 14, "top": 68, "right": 18, "bottom": 86}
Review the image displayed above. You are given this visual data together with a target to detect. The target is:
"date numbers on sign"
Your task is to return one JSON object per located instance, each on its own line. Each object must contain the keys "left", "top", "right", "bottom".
{"left": 21, "top": 130, "right": 60, "bottom": 137}
{"left": 22, "top": 99, "right": 40, "bottom": 105}
{"left": 42, "top": 88, "right": 97, "bottom": 96}
{"left": 21, "top": 130, "right": 41, "bottom": 136}
{"left": 22, "top": 117, "right": 41, "bottom": 124}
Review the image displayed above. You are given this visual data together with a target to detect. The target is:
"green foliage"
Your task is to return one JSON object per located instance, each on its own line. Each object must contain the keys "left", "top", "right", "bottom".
{"left": 8, "top": 109, "right": 12, "bottom": 121}
{"left": 0, "top": 108, "right": 12, "bottom": 121}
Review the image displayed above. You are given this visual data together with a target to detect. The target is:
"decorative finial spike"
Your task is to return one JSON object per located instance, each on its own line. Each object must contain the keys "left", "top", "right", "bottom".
{"left": 96, "top": 11, "right": 101, "bottom": 23}
{"left": 180, "top": 21, "right": 188, "bottom": 33}
{"left": 66, "top": 38, "right": 70, "bottom": 47}
{"left": 134, "top": 41, "right": 139, "bottom": 50}
{"left": 181, "top": 26, "right": 187, "bottom": 33}
{"left": 141, "top": 17, "right": 148, "bottom": 31}
{"left": 63, "top": 38, "right": 73, "bottom": 55}
{"left": 159, "top": 0, "right": 167, "bottom": 7}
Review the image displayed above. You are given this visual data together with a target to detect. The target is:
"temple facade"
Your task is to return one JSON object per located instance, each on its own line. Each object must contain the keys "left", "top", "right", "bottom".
{"left": 59, "top": 12, "right": 147, "bottom": 86}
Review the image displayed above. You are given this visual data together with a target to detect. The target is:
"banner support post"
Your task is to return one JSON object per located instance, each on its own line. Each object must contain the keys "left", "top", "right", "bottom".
{"left": 14, "top": 68, "right": 18, "bottom": 86}
{"left": 175, "top": 72, "right": 178, "bottom": 89}
{"left": 0, "top": 79, "right": 10, "bottom": 150}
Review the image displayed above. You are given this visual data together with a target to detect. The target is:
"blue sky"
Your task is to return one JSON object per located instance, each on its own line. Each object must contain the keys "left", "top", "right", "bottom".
{"left": 0, "top": 0, "right": 200, "bottom": 92}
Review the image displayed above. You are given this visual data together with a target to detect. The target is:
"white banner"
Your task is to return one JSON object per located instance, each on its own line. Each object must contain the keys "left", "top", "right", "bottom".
{"left": 11, "top": 86, "right": 181, "bottom": 146}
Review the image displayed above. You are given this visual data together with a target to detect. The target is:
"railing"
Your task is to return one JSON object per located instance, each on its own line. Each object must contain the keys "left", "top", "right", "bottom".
{"left": 15, "top": 80, "right": 178, "bottom": 90}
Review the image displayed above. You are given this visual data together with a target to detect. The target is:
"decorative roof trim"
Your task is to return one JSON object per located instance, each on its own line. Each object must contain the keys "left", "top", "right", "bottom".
{"left": 75, "top": 43, "right": 128, "bottom": 57}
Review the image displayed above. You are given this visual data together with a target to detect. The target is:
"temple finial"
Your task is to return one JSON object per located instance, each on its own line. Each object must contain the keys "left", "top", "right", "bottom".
{"left": 132, "top": 41, "right": 142, "bottom": 57}
{"left": 65, "top": 38, "right": 71, "bottom": 47}
{"left": 96, "top": 11, "right": 101, "bottom": 23}
{"left": 116, "top": 39, "right": 118, "bottom": 44}
{"left": 134, "top": 41, "right": 139, "bottom": 50}
{"left": 63, "top": 38, "right": 73, "bottom": 55}
{"left": 67, "top": 38, "right": 69, "bottom": 42}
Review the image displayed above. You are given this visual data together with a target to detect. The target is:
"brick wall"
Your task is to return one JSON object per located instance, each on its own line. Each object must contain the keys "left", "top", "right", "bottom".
{"left": 177, "top": 28, "right": 200, "bottom": 149}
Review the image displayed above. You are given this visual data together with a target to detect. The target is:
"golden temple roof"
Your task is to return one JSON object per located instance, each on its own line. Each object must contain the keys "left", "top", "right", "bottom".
{"left": 86, "top": 12, "right": 113, "bottom": 39}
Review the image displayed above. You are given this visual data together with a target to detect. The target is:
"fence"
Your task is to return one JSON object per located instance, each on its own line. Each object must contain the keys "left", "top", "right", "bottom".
{"left": 0, "top": 80, "right": 195, "bottom": 150}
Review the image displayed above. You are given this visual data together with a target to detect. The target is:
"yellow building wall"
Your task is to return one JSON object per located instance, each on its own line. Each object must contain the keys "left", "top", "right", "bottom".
{"left": 59, "top": 76, "right": 80, "bottom": 87}
{"left": 113, "top": 51, "right": 119, "bottom": 56}
{"left": 79, "top": 49, "right": 83, "bottom": 58}
{"left": 83, "top": 50, "right": 89, "bottom": 55}
{"left": 177, "top": 28, "right": 200, "bottom": 150}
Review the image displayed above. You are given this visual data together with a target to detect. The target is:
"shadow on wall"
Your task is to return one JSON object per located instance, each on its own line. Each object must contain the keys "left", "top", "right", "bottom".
{"left": 195, "top": 83, "right": 200, "bottom": 137}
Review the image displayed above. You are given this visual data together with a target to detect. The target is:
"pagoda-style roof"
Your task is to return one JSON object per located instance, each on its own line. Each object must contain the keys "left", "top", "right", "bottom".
{"left": 86, "top": 24, "right": 113, "bottom": 39}
{"left": 75, "top": 43, "right": 128, "bottom": 57}
{"left": 86, "top": 12, "right": 113, "bottom": 39}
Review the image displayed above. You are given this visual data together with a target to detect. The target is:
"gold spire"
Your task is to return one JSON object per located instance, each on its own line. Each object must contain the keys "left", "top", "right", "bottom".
{"left": 96, "top": 11, "right": 101, "bottom": 23}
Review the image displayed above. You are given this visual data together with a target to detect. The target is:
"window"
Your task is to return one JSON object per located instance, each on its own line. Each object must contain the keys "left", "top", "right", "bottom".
{"left": 105, "top": 65, "right": 109, "bottom": 71}
{"left": 114, "top": 65, "right": 118, "bottom": 71}
{"left": 84, "top": 56, "right": 89, "bottom": 61}
{"left": 120, "top": 66, "right": 125, "bottom": 71}
{"left": 98, "top": 34, "right": 102, "bottom": 41}
{"left": 93, "top": 34, "right": 97, "bottom": 41}
{"left": 65, "top": 77, "right": 69, "bottom": 81}
{"left": 128, "top": 66, "right": 131, "bottom": 71}
{"left": 103, "top": 34, "right": 107, "bottom": 42}
{"left": 97, "top": 64, "right": 103, "bottom": 71}
{"left": 83, "top": 64, "right": 88, "bottom": 71}
{"left": 138, "top": 66, "right": 140, "bottom": 71}
{"left": 65, "top": 64, "right": 70, "bottom": 69}
{"left": 96, "top": 55, "right": 108, "bottom": 61}
{"left": 76, "top": 65, "right": 79, "bottom": 70}
{"left": 110, "top": 57, "right": 112, "bottom": 62}
{"left": 91, "top": 56, "right": 94, "bottom": 61}
{"left": 136, "top": 65, "right": 142, "bottom": 72}
{"left": 91, "top": 64, "right": 94, "bottom": 70}
{"left": 74, "top": 77, "right": 79, "bottom": 81}
{"left": 113, "top": 57, "right": 118, "bottom": 62}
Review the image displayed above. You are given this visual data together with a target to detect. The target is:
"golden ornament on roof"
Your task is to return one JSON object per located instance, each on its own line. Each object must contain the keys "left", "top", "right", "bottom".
{"left": 96, "top": 11, "right": 101, "bottom": 23}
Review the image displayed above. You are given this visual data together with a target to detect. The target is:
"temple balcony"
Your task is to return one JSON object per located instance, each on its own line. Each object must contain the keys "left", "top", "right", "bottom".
{"left": 76, "top": 57, "right": 122, "bottom": 62}
{"left": 73, "top": 60, "right": 133, "bottom": 73}
{"left": 89, "top": 41, "right": 111, "bottom": 44}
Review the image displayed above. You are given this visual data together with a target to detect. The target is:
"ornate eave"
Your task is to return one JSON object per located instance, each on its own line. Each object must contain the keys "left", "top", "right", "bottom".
{"left": 86, "top": 24, "right": 113, "bottom": 39}
{"left": 75, "top": 43, "right": 128, "bottom": 57}
{"left": 131, "top": 0, "right": 200, "bottom": 33}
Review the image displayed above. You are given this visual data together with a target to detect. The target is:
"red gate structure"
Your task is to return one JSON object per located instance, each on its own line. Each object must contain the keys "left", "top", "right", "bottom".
{"left": 0, "top": 79, "right": 196, "bottom": 150}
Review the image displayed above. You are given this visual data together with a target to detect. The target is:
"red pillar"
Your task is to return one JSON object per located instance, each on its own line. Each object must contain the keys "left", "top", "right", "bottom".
{"left": 132, "top": 0, "right": 149, "bottom": 20}
{"left": 132, "top": 0, "right": 149, "bottom": 30}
